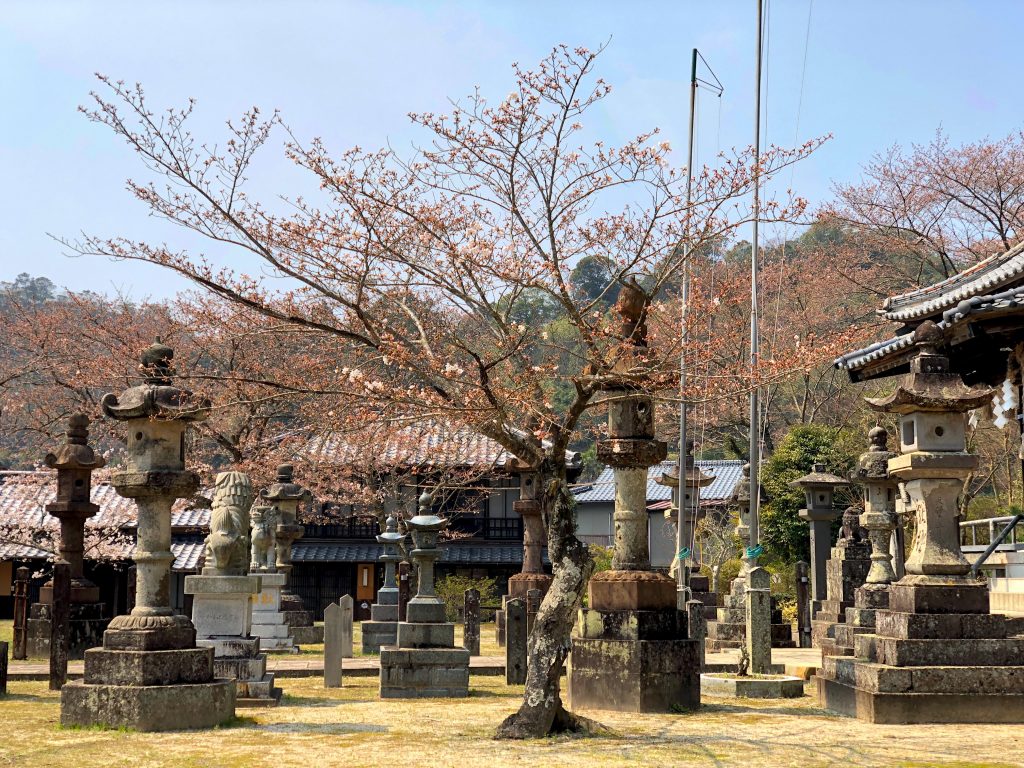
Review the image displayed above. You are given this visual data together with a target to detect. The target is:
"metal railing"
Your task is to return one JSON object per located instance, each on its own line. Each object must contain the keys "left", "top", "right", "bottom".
{"left": 960, "top": 516, "right": 1024, "bottom": 549}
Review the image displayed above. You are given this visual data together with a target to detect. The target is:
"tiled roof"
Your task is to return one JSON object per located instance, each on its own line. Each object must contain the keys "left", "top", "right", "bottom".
{"left": 0, "top": 471, "right": 194, "bottom": 529}
{"left": 171, "top": 538, "right": 206, "bottom": 571}
{"left": 573, "top": 460, "right": 743, "bottom": 505}
{"left": 834, "top": 329, "right": 922, "bottom": 374}
{"left": 291, "top": 541, "right": 546, "bottom": 566}
{"left": 171, "top": 508, "right": 211, "bottom": 528}
{"left": 882, "top": 241, "right": 1024, "bottom": 322}
{"left": 300, "top": 419, "right": 580, "bottom": 471}
{"left": 0, "top": 541, "right": 50, "bottom": 560}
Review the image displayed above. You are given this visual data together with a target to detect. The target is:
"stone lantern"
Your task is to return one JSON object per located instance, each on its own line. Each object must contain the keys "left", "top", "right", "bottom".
{"left": 856, "top": 426, "right": 899, "bottom": 587}
{"left": 568, "top": 279, "right": 699, "bottom": 714}
{"left": 655, "top": 441, "right": 714, "bottom": 612}
{"left": 61, "top": 340, "right": 235, "bottom": 731}
{"left": 26, "top": 415, "right": 109, "bottom": 659}
{"left": 362, "top": 513, "right": 407, "bottom": 653}
{"left": 41, "top": 414, "right": 106, "bottom": 605}
{"left": 791, "top": 462, "right": 849, "bottom": 605}
{"left": 380, "top": 491, "right": 469, "bottom": 698}
{"left": 260, "top": 463, "right": 318, "bottom": 644}
{"left": 507, "top": 467, "right": 551, "bottom": 600}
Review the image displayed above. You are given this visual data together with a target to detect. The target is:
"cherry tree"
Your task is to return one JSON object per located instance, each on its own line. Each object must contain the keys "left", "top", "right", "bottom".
{"left": 67, "top": 46, "right": 825, "bottom": 736}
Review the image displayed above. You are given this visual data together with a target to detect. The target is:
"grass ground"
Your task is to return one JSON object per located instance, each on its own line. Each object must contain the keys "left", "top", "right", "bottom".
{"left": 1, "top": 675, "right": 1019, "bottom": 768}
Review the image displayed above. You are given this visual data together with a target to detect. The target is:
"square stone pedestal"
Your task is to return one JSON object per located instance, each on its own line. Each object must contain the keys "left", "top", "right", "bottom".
{"left": 816, "top": 579, "right": 1024, "bottom": 723}
{"left": 27, "top": 601, "right": 109, "bottom": 660}
{"left": 705, "top": 577, "right": 795, "bottom": 651}
{"left": 362, "top": 588, "right": 399, "bottom": 654}
{"left": 812, "top": 542, "right": 870, "bottom": 653}
{"left": 185, "top": 574, "right": 280, "bottom": 706}
{"left": 568, "top": 571, "right": 700, "bottom": 713}
{"left": 250, "top": 573, "right": 297, "bottom": 653}
{"left": 379, "top": 596, "right": 470, "bottom": 698}
{"left": 60, "top": 640, "right": 235, "bottom": 731}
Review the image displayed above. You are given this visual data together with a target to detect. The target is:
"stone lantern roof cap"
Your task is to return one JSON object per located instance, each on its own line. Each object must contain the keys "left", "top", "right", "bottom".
{"left": 854, "top": 426, "right": 897, "bottom": 482}
{"left": 43, "top": 414, "right": 106, "bottom": 472}
{"left": 790, "top": 462, "right": 849, "bottom": 490}
{"left": 408, "top": 490, "right": 447, "bottom": 531}
{"left": 377, "top": 513, "right": 406, "bottom": 544}
{"left": 656, "top": 441, "right": 714, "bottom": 488}
{"left": 865, "top": 321, "right": 993, "bottom": 415}
{"left": 732, "top": 462, "right": 768, "bottom": 503}
{"left": 261, "top": 463, "right": 312, "bottom": 503}
{"left": 100, "top": 340, "right": 211, "bottom": 423}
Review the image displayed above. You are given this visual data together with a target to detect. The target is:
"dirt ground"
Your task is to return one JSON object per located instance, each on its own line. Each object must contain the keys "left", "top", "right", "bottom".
{"left": 1, "top": 674, "right": 1021, "bottom": 768}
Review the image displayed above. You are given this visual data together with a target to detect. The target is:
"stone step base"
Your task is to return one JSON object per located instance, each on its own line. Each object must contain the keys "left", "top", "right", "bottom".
{"left": 567, "top": 636, "right": 700, "bottom": 713}
{"left": 875, "top": 610, "right": 1008, "bottom": 640}
{"left": 822, "top": 654, "right": 1024, "bottom": 694}
{"left": 214, "top": 654, "right": 267, "bottom": 681}
{"left": 289, "top": 625, "right": 323, "bottom": 645}
{"left": 872, "top": 636, "right": 1024, "bottom": 667}
{"left": 83, "top": 647, "right": 214, "bottom": 686}
{"left": 379, "top": 647, "right": 470, "bottom": 699}
{"left": 237, "top": 672, "right": 280, "bottom": 701}
{"left": 60, "top": 679, "right": 235, "bottom": 731}
{"left": 816, "top": 674, "right": 1024, "bottom": 724}
{"left": 706, "top": 621, "right": 795, "bottom": 647}
{"left": 361, "top": 621, "right": 398, "bottom": 654}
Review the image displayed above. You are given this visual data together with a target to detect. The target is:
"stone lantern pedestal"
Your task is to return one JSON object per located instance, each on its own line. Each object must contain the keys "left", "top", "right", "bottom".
{"left": 379, "top": 493, "right": 470, "bottom": 698}
{"left": 706, "top": 464, "right": 795, "bottom": 651}
{"left": 362, "top": 514, "right": 405, "bottom": 653}
{"left": 26, "top": 415, "right": 110, "bottom": 660}
{"left": 60, "top": 342, "right": 235, "bottom": 731}
{"left": 818, "top": 323, "right": 1024, "bottom": 723}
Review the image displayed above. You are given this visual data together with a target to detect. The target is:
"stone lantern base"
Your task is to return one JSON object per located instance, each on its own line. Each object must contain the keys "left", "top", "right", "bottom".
{"left": 60, "top": 626, "right": 235, "bottom": 731}
{"left": 567, "top": 571, "right": 700, "bottom": 713}
{"left": 250, "top": 573, "right": 297, "bottom": 653}
{"left": 705, "top": 576, "right": 795, "bottom": 651}
{"left": 816, "top": 578, "right": 1024, "bottom": 723}
{"left": 812, "top": 542, "right": 871, "bottom": 653}
{"left": 379, "top": 598, "right": 469, "bottom": 698}
{"left": 26, "top": 601, "right": 109, "bottom": 660}
{"left": 362, "top": 587, "right": 399, "bottom": 654}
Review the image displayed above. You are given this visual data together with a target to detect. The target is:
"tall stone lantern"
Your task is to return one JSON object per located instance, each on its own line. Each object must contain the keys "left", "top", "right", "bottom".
{"left": 655, "top": 441, "right": 714, "bottom": 612}
{"left": 41, "top": 414, "right": 106, "bottom": 604}
{"left": 380, "top": 491, "right": 470, "bottom": 698}
{"left": 855, "top": 426, "right": 899, "bottom": 588}
{"left": 362, "top": 513, "right": 407, "bottom": 653}
{"left": 568, "top": 279, "right": 699, "bottom": 714}
{"left": 26, "top": 415, "right": 110, "bottom": 659}
{"left": 791, "top": 463, "right": 849, "bottom": 605}
{"left": 61, "top": 341, "right": 235, "bottom": 731}
{"left": 261, "top": 464, "right": 315, "bottom": 637}
{"left": 507, "top": 467, "right": 551, "bottom": 600}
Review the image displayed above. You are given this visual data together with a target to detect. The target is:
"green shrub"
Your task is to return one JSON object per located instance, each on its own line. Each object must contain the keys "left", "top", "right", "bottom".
{"left": 435, "top": 574, "right": 497, "bottom": 622}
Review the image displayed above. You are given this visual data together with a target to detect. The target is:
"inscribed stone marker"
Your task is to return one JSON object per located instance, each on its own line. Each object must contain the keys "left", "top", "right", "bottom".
{"left": 0, "top": 640, "right": 8, "bottom": 695}
{"left": 324, "top": 602, "right": 343, "bottom": 688}
{"left": 49, "top": 560, "right": 71, "bottom": 691}
{"left": 463, "top": 588, "right": 480, "bottom": 656}
{"left": 505, "top": 598, "right": 527, "bottom": 685}
{"left": 339, "top": 594, "right": 354, "bottom": 659}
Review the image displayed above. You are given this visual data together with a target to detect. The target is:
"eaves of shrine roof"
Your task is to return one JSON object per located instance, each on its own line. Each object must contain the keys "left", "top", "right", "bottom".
{"left": 881, "top": 241, "right": 1024, "bottom": 323}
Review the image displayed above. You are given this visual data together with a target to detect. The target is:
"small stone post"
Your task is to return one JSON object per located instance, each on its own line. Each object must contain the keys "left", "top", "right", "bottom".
{"left": 686, "top": 599, "right": 706, "bottom": 671}
{"left": 398, "top": 561, "right": 411, "bottom": 621}
{"left": 463, "top": 588, "right": 480, "bottom": 656}
{"left": 12, "top": 567, "right": 28, "bottom": 660}
{"left": 323, "top": 602, "right": 343, "bottom": 688}
{"left": 745, "top": 566, "right": 772, "bottom": 674}
{"left": 0, "top": 641, "right": 8, "bottom": 695}
{"left": 505, "top": 597, "right": 527, "bottom": 685}
{"left": 49, "top": 560, "right": 71, "bottom": 690}
{"left": 795, "top": 561, "right": 812, "bottom": 648}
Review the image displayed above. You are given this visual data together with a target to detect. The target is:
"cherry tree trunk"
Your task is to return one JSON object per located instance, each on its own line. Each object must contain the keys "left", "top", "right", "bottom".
{"left": 495, "top": 464, "right": 595, "bottom": 739}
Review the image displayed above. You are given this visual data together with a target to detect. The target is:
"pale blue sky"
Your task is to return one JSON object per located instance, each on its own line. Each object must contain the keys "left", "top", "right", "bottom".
{"left": 2, "top": 0, "right": 1020, "bottom": 299}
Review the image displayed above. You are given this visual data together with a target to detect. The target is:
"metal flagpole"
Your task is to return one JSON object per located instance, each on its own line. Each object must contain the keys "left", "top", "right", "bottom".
{"left": 675, "top": 48, "right": 699, "bottom": 600}
{"left": 748, "top": 0, "right": 764, "bottom": 564}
